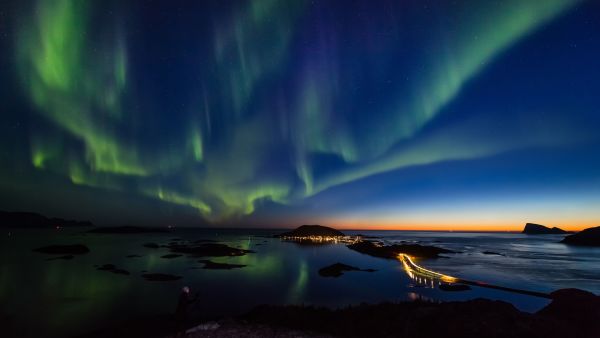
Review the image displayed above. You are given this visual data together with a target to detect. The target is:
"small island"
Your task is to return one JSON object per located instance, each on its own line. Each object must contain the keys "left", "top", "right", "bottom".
{"left": 277, "top": 224, "right": 344, "bottom": 237}
{"left": 522, "top": 223, "right": 569, "bottom": 234}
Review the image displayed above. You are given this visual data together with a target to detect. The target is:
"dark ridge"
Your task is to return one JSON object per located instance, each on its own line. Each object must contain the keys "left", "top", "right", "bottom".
{"left": 318, "top": 263, "right": 376, "bottom": 278}
{"left": 561, "top": 226, "right": 600, "bottom": 246}
{"left": 88, "top": 226, "right": 168, "bottom": 234}
{"left": 33, "top": 244, "right": 90, "bottom": 255}
{"left": 276, "top": 225, "right": 344, "bottom": 238}
{"left": 198, "top": 260, "right": 247, "bottom": 270}
{"left": 0, "top": 211, "right": 93, "bottom": 228}
{"left": 347, "top": 241, "right": 454, "bottom": 259}
{"left": 143, "top": 243, "right": 160, "bottom": 249}
{"left": 522, "top": 223, "right": 569, "bottom": 234}
{"left": 160, "top": 254, "right": 182, "bottom": 259}
{"left": 125, "top": 254, "right": 142, "bottom": 258}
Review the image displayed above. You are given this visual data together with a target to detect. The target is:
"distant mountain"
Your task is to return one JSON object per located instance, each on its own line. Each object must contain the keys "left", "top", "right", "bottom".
{"left": 561, "top": 226, "right": 600, "bottom": 246}
{"left": 522, "top": 223, "right": 569, "bottom": 234}
{"left": 0, "top": 211, "right": 93, "bottom": 228}
{"left": 277, "top": 225, "right": 344, "bottom": 237}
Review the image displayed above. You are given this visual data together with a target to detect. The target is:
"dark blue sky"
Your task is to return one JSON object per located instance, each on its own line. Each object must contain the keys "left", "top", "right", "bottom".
{"left": 1, "top": 0, "right": 599, "bottom": 230}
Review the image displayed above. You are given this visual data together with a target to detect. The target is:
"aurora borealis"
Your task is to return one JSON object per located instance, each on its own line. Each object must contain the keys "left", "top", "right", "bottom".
{"left": 1, "top": 0, "right": 600, "bottom": 230}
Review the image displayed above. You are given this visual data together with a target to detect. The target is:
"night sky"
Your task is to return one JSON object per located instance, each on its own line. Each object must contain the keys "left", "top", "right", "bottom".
{"left": 1, "top": 0, "right": 599, "bottom": 230}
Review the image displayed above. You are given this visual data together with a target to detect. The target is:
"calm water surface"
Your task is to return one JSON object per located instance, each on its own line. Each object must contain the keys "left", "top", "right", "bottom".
{"left": 1, "top": 228, "right": 599, "bottom": 337}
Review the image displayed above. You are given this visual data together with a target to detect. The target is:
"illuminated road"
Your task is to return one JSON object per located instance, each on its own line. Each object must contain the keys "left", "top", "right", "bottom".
{"left": 398, "top": 253, "right": 551, "bottom": 299}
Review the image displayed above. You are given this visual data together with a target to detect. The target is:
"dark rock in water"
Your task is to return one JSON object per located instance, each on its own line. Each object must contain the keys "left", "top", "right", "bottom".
{"left": 97, "top": 264, "right": 130, "bottom": 275}
{"left": 522, "top": 223, "right": 569, "bottom": 234}
{"left": 561, "top": 226, "right": 600, "bottom": 246}
{"left": 143, "top": 243, "right": 160, "bottom": 249}
{"left": 142, "top": 273, "right": 181, "bottom": 281}
{"left": 276, "top": 225, "right": 344, "bottom": 238}
{"left": 439, "top": 283, "right": 471, "bottom": 292}
{"left": 347, "top": 241, "right": 454, "bottom": 259}
{"left": 46, "top": 255, "right": 75, "bottom": 261}
{"left": 198, "top": 260, "right": 246, "bottom": 270}
{"left": 160, "top": 254, "right": 182, "bottom": 259}
{"left": 318, "top": 263, "right": 376, "bottom": 278}
{"left": 0, "top": 211, "right": 93, "bottom": 228}
{"left": 88, "top": 226, "right": 168, "bottom": 234}
{"left": 482, "top": 251, "right": 504, "bottom": 256}
{"left": 126, "top": 254, "right": 142, "bottom": 258}
{"left": 168, "top": 242, "right": 253, "bottom": 257}
{"left": 33, "top": 244, "right": 90, "bottom": 255}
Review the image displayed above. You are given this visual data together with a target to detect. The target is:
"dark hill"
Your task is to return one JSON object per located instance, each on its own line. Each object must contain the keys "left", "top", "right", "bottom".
{"left": 561, "top": 226, "right": 600, "bottom": 246}
{"left": 0, "top": 211, "right": 92, "bottom": 228}
{"left": 277, "top": 225, "right": 344, "bottom": 237}
{"left": 522, "top": 223, "right": 568, "bottom": 234}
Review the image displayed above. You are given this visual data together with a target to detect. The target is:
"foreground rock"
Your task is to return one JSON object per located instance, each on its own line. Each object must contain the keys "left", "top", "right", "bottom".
{"left": 276, "top": 225, "right": 344, "bottom": 238}
{"left": 33, "top": 244, "right": 90, "bottom": 255}
{"left": 80, "top": 288, "right": 600, "bottom": 338}
{"left": 168, "top": 242, "right": 253, "bottom": 257}
{"left": 0, "top": 211, "right": 93, "bottom": 228}
{"left": 88, "top": 226, "right": 168, "bottom": 234}
{"left": 347, "top": 241, "right": 454, "bottom": 259}
{"left": 522, "top": 223, "right": 569, "bottom": 234}
{"left": 198, "top": 260, "right": 246, "bottom": 270}
{"left": 142, "top": 273, "right": 181, "bottom": 281}
{"left": 561, "top": 226, "right": 600, "bottom": 246}
{"left": 318, "top": 263, "right": 376, "bottom": 278}
{"left": 239, "top": 289, "right": 600, "bottom": 338}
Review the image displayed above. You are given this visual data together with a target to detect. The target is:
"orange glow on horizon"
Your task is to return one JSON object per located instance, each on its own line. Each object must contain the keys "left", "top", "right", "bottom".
{"left": 314, "top": 218, "right": 597, "bottom": 232}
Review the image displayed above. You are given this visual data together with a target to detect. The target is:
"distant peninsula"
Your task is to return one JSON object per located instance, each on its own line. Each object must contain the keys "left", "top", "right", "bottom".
{"left": 0, "top": 211, "right": 93, "bottom": 228}
{"left": 276, "top": 225, "right": 344, "bottom": 237}
{"left": 522, "top": 223, "right": 569, "bottom": 235}
{"left": 561, "top": 226, "right": 600, "bottom": 246}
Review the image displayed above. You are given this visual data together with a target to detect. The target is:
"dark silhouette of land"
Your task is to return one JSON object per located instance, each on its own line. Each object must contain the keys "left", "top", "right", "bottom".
{"left": 318, "top": 263, "right": 376, "bottom": 278}
{"left": 347, "top": 240, "right": 455, "bottom": 259}
{"left": 522, "top": 222, "right": 569, "bottom": 234}
{"left": 80, "top": 288, "right": 600, "bottom": 338}
{"left": 0, "top": 211, "right": 92, "bottom": 228}
{"left": 277, "top": 225, "right": 344, "bottom": 237}
{"left": 561, "top": 226, "right": 600, "bottom": 246}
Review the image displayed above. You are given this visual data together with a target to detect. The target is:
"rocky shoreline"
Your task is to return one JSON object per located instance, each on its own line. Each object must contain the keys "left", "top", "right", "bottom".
{"left": 78, "top": 288, "right": 599, "bottom": 338}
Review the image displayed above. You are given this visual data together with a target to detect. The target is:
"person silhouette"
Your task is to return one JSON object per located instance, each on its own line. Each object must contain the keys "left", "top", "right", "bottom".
{"left": 175, "top": 286, "right": 199, "bottom": 336}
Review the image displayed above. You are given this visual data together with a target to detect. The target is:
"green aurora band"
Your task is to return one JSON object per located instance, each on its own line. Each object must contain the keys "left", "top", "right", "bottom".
{"left": 14, "top": 0, "right": 582, "bottom": 222}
